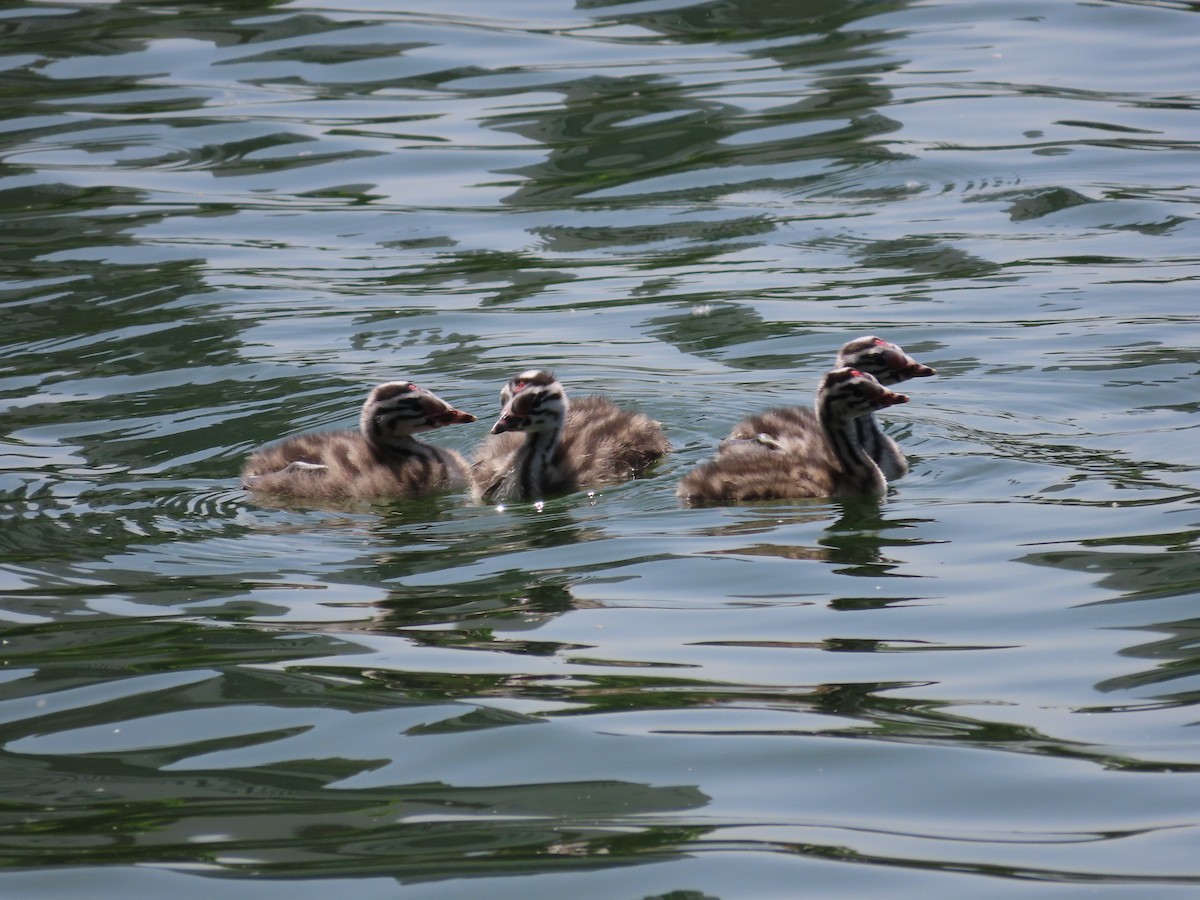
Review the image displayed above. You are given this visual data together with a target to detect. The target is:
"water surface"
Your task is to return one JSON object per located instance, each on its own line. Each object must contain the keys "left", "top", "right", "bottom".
{"left": 2, "top": 0, "right": 1200, "bottom": 896}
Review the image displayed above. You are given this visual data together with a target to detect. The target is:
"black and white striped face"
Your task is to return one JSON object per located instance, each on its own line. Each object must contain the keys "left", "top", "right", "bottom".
{"left": 837, "top": 336, "right": 935, "bottom": 386}
{"left": 491, "top": 369, "right": 567, "bottom": 435}
{"left": 820, "top": 367, "right": 909, "bottom": 417}
{"left": 361, "top": 381, "right": 476, "bottom": 442}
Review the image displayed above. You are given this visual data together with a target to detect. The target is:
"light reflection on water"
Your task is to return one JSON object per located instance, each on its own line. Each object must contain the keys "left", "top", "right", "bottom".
{"left": 2, "top": 0, "right": 1200, "bottom": 895}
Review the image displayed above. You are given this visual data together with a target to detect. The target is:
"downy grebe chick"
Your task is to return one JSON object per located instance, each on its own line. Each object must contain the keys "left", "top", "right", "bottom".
{"left": 242, "top": 381, "right": 476, "bottom": 500}
{"left": 835, "top": 335, "right": 934, "bottom": 479}
{"left": 471, "top": 369, "right": 669, "bottom": 503}
{"left": 723, "top": 335, "right": 934, "bottom": 480}
{"left": 679, "top": 367, "right": 908, "bottom": 504}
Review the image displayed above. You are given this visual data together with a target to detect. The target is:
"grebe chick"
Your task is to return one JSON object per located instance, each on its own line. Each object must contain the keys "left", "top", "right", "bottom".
{"left": 835, "top": 335, "right": 934, "bottom": 479}
{"left": 242, "top": 381, "right": 476, "bottom": 500}
{"left": 723, "top": 335, "right": 934, "bottom": 480}
{"left": 471, "top": 369, "right": 669, "bottom": 503}
{"left": 678, "top": 367, "right": 908, "bottom": 504}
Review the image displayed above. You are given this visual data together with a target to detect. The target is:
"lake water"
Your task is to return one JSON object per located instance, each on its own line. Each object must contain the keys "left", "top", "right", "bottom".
{"left": 2, "top": 0, "right": 1199, "bottom": 897}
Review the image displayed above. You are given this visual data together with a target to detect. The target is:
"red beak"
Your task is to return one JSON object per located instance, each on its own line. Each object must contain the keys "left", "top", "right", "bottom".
{"left": 432, "top": 408, "right": 477, "bottom": 426}
{"left": 491, "top": 412, "right": 525, "bottom": 434}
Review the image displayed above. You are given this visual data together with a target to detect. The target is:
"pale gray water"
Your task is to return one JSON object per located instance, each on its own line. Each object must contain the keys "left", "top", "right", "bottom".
{"left": 2, "top": 1, "right": 1199, "bottom": 896}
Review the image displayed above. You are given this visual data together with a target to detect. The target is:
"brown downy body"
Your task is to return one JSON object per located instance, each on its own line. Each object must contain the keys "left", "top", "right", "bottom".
{"left": 722, "top": 335, "right": 934, "bottom": 480}
{"left": 242, "top": 381, "right": 476, "bottom": 500}
{"left": 679, "top": 367, "right": 908, "bottom": 504}
{"left": 472, "top": 369, "right": 669, "bottom": 503}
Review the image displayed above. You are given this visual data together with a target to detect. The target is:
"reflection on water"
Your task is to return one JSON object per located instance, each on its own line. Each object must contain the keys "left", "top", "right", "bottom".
{"left": 4, "top": 0, "right": 1200, "bottom": 895}
{"left": 1022, "top": 537, "right": 1200, "bottom": 707}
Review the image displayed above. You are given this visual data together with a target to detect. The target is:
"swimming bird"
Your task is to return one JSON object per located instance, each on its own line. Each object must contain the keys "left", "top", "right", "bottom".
{"left": 242, "top": 381, "right": 476, "bottom": 500}
{"left": 835, "top": 335, "right": 935, "bottom": 479}
{"left": 678, "top": 367, "right": 908, "bottom": 503}
{"left": 471, "top": 369, "right": 669, "bottom": 503}
{"left": 723, "top": 335, "right": 934, "bottom": 480}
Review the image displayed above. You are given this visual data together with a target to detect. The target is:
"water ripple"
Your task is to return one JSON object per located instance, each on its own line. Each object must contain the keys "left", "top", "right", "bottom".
{"left": 4, "top": 0, "right": 1200, "bottom": 894}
